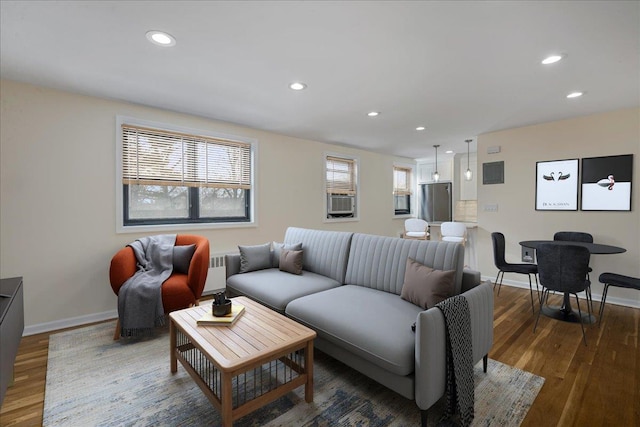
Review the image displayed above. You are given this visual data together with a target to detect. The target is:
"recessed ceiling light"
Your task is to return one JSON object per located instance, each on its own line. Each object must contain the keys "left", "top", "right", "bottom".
{"left": 367, "top": 111, "right": 380, "bottom": 117}
{"left": 289, "top": 82, "right": 307, "bottom": 91}
{"left": 541, "top": 54, "right": 566, "bottom": 65}
{"left": 445, "top": 150, "right": 453, "bottom": 154}
{"left": 567, "top": 91, "right": 584, "bottom": 98}
{"left": 416, "top": 126, "right": 426, "bottom": 131}
{"left": 146, "top": 30, "right": 176, "bottom": 47}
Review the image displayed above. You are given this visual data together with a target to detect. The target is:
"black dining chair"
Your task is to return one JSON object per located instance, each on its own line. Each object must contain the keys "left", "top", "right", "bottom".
{"left": 554, "top": 231, "right": 594, "bottom": 310}
{"left": 534, "top": 243, "right": 591, "bottom": 346}
{"left": 598, "top": 273, "right": 640, "bottom": 325}
{"left": 553, "top": 231, "right": 593, "bottom": 243}
{"left": 491, "top": 232, "right": 539, "bottom": 313}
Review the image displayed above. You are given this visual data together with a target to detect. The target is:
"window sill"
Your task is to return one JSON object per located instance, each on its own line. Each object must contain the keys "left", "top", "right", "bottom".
{"left": 323, "top": 217, "right": 360, "bottom": 224}
{"left": 394, "top": 214, "right": 413, "bottom": 219}
{"left": 116, "top": 221, "right": 257, "bottom": 234}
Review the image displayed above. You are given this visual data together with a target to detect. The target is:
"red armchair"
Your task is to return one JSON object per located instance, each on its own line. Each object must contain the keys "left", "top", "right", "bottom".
{"left": 109, "top": 234, "right": 210, "bottom": 339}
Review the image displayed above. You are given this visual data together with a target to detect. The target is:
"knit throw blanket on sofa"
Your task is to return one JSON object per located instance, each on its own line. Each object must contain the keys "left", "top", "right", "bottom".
{"left": 436, "top": 295, "right": 474, "bottom": 426}
{"left": 117, "top": 234, "right": 176, "bottom": 338}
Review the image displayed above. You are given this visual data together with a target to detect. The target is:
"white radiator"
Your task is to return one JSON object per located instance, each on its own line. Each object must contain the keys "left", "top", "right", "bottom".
{"left": 203, "top": 252, "right": 233, "bottom": 295}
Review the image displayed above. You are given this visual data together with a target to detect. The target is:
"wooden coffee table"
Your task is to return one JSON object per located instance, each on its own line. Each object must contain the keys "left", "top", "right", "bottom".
{"left": 169, "top": 296, "right": 316, "bottom": 427}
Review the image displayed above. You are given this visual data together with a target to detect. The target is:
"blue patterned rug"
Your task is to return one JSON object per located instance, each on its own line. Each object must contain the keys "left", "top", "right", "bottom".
{"left": 43, "top": 321, "right": 544, "bottom": 426}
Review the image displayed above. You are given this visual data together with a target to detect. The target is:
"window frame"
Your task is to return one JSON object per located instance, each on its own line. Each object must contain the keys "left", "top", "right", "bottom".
{"left": 116, "top": 116, "right": 257, "bottom": 233}
{"left": 393, "top": 163, "right": 415, "bottom": 217}
{"left": 324, "top": 152, "right": 359, "bottom": 222}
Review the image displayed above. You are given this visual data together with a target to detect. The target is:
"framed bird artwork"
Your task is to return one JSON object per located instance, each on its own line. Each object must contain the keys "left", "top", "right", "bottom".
{"left": 535, "top": 158, "right": 579, "bottom": 210}
{"left": 581, "top": 154, "right": 633, "bottom": 211}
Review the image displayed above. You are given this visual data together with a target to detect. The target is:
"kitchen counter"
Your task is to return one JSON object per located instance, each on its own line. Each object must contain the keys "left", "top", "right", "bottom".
{"left": 429, "top": 222, "right": 477, "bottom": 228}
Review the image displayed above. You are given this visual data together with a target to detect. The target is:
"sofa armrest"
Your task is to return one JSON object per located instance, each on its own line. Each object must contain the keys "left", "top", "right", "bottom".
{"left": 109, "top": 246, "right": 137, "bottom": 295}
{"left": 185, "top": 237, "right": 210, "bottom": 300}
{"left": 414, "top": 303, "right": 447, "bottom": 411}
{"left": 225, "top": 254, "right": 241, "bottom": 279}
{"left": 414, "top": 280, "right": 494, "bottom": 411}
{"left": 461, "top": 268, "right": 482, "bottom": 293}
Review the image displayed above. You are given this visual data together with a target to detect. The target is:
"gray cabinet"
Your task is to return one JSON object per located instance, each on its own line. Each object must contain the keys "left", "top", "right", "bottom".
{"left": 1, "top": 277, "right": 24, "bottom": 405}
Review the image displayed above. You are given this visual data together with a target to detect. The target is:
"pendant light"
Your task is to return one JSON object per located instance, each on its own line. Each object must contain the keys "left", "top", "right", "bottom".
{"left": 433, "top": 144, "right": 440, "bottom": 182}
{"left": 464, "top": 139, "right": 473, "bottom": 181}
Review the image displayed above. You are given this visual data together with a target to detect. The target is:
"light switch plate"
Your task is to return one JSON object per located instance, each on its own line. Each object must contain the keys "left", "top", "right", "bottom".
{"left": 483, "top": 203, "right": 498, "bottom": 212}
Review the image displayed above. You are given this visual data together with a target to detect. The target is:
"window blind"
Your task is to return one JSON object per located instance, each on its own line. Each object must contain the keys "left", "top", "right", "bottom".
{"left": 122, "top": 124, "right": 251, "bottom": 189}
{"left": 326, "top": 155, "right": 356, "bottom": 195}
{"left": 393, "top": 166, "right": 412, "bottom": 195}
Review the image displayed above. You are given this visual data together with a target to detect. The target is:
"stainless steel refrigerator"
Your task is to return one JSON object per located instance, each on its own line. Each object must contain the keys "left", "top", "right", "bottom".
{"left": 419, "top": 182, "right": 452, "bottom": 223}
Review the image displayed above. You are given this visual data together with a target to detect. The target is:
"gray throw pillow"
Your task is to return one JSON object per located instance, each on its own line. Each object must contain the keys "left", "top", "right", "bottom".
{"left": 400, "top": 258, "right": 455, "bottom": 309}
{"left": 271, "top": 241, "right": 303, "bottom": 268}
{"left": 173, "top": 244, "right": 196, "bottom": 274}
{"left": 239, "top": 243, "right": 272, "bottom": 273}
{"left": 279, "top": 249, "right": 304, "bottom": 275}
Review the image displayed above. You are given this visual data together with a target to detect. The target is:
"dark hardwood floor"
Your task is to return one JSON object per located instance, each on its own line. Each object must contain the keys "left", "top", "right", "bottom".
{"left": 1, "top": 285, "right": 638, "bottom": 426}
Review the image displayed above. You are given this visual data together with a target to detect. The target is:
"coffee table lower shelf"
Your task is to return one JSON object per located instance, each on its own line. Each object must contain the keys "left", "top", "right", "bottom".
{"left": 169, "top": 297, "right": 316, "bottom": 427}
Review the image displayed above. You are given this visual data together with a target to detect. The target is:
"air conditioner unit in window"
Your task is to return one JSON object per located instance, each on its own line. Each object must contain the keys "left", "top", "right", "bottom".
{"left": 394, "top": 194, "right": 411, "bottom": 215}
{"left": 328, "top": 194, "right": 355, "bottom": 215}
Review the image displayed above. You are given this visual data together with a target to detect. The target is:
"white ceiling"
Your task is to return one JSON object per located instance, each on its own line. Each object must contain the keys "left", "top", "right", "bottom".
{"left": 1, "top": 1, "right": 638, "bottom": 159}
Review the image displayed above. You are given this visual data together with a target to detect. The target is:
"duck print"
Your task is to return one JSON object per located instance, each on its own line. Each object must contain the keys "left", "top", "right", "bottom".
{"left": 597, "top": 175, "right": 615, "bottom": 190}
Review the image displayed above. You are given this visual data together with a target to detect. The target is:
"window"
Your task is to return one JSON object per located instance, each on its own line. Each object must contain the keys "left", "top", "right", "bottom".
{"left": 393, "top": 165, "right": 413, "bottom": 215}
{"left": 118, "top": 118, "right": 254, "bottom": 229}
{"left": 325, "top": 154, "right": 358, "bottom": 219}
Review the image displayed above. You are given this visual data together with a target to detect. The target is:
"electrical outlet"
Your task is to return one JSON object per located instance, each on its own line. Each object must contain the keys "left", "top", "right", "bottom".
{"left": 522, "top": 246, "right": 535, "bottom": 263}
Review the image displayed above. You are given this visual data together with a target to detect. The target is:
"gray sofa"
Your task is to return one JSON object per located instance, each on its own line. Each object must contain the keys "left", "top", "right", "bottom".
{"left": 226, "top": 227, "right": 493, "bottom": 423}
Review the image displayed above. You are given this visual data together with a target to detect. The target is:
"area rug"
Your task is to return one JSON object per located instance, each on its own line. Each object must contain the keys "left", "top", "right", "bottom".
{"left": 43, "top": 321, "right": 544, "bottom": 426}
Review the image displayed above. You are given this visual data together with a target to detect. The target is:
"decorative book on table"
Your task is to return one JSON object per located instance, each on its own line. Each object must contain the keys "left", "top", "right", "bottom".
{"left": 197, "top": 303, "right": 245, "bottom": 326}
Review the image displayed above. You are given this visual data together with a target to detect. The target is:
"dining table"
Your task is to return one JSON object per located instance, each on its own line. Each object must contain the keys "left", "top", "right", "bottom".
{"left": 519, "top": 240, "right": 626, "bottom": 324}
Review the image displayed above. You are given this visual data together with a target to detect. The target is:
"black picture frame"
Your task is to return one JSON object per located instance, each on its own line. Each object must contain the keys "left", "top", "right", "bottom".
{"left": 581, "top": 154, "right": 633, "bottom": 211}
{"left": 535, "top": 158, "right": 579, "bottom": 211}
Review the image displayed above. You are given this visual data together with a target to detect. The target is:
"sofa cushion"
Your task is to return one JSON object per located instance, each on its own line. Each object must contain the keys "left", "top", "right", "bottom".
{"left": 226, "top": 268, "right": 341, "bottom": 313}
{"left": 173, "top": 244, "right": 196, "bottom": 274}
{"left": 161, "top": 273, "right": 195, "bottom": 312}
{"left": 239, "top": 243, "right": 272, "bottom": 273}
{"left": 345, "top": 233, "right": 464, "bottom": 295}
{"left": 283, "top": 227, "right": 353, "bottom": 284}
{"left": 286, "top": 285, "right": 422, "bottom": 376}
{"left": 271, "top": 242, "right": 303, "bottom": 268}
{"left": 400, "top": 258, "right": 455, "bottom": 309}
{"left": 280, "top": 249, "right": 303, "bottom": 275}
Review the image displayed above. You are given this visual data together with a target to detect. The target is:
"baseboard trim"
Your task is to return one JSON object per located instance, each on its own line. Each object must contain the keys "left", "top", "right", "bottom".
{"left": 23, "top": 309, "right": 118, "bottom": 337}
{"left": 22, "top": 293, "right": 226, "bottom": 337}
{"left": 482, "top": 275, "right": 640, "bottom": 310}
{"left": 23, "top": 279, "right": 637, "bottom": 337}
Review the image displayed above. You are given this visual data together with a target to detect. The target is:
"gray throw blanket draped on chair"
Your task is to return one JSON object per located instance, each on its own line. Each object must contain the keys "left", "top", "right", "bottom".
{"left": 436, "top": 295, "right": 474, "bottom": 426}
{"left": 117, "top": 234, "right": 176, "bottom": 338}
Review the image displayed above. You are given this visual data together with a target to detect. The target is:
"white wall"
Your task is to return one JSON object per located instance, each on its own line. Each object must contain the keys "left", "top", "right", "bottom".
{"left": 0, "top": 80, "right": 413, "bottom": 328}
{"left": 476, "top": 108, "right": 640, "bottom": 306}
